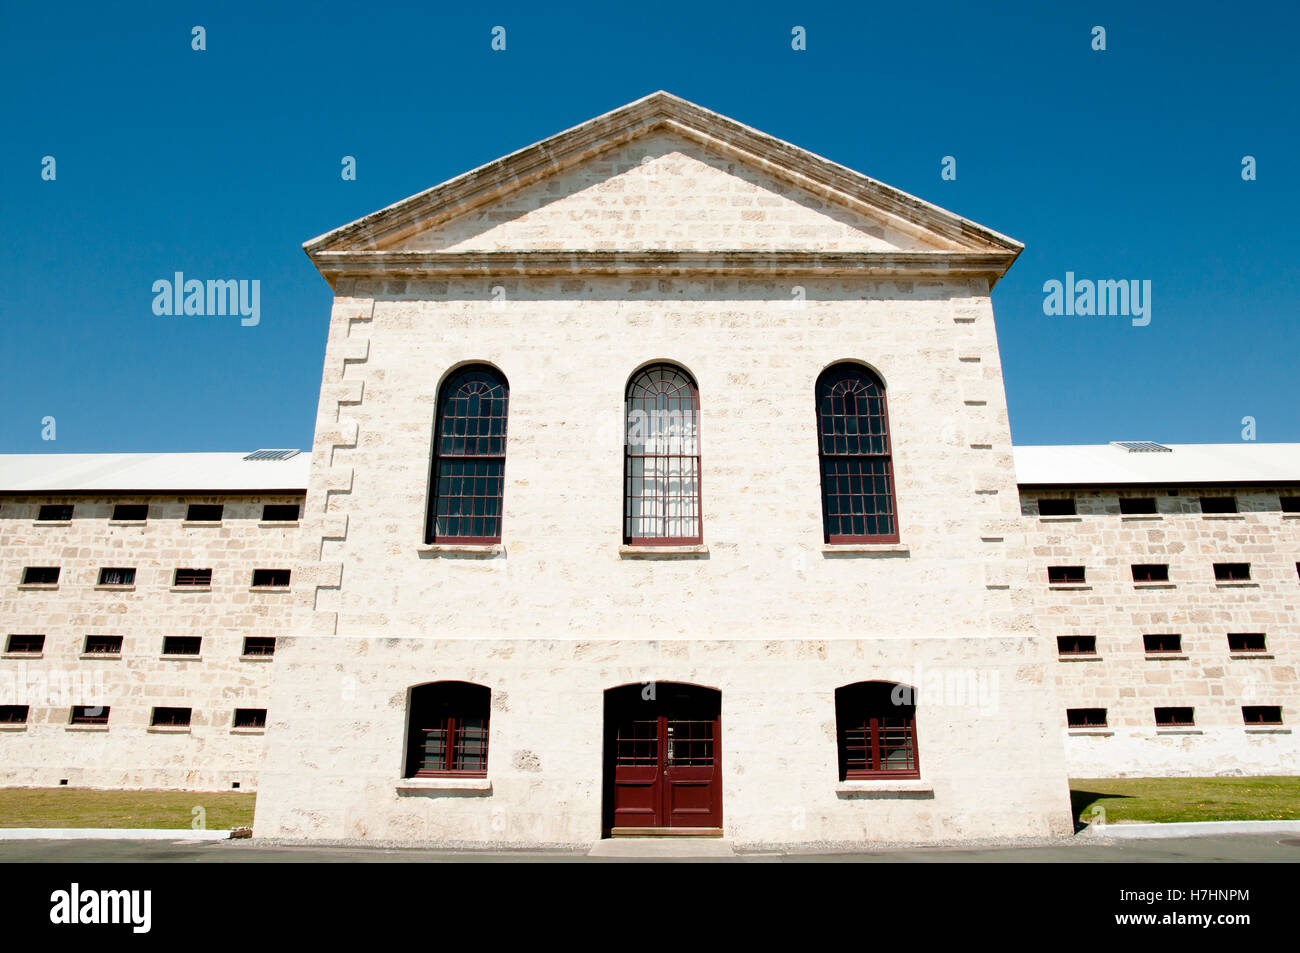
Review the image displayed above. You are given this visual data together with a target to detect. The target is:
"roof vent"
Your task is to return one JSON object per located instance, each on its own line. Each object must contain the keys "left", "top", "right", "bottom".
{"left": 243, "top": 449, "right": 302, "bottom": 461}
{"left": 1110, "top": 441, "right": 1172, "bottom": 453}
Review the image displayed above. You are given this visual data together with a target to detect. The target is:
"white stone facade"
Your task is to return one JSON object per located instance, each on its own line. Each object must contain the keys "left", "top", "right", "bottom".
{"left": 1022, "top": 486, "right": 1299, "bottom": 777}
{"left": 1, "top": 94, "right": 1293, "bottom": 846}
{"left": 0, "top": 493, "right": 302, "bottom": 790}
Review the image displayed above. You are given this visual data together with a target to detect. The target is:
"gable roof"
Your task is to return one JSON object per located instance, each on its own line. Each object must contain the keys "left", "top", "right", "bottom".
{"left": 304, "top": 91, "right": 1023, "bottom": 287}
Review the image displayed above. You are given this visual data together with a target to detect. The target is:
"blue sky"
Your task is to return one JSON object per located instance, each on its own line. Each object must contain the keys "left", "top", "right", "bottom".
{"left": 2, "top": 1, "right": 1297, "bottom": 452}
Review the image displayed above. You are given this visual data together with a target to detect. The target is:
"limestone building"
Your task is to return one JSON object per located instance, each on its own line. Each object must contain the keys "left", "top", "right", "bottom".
{"left": 1, "top": 94, "right": 1294, "bottom": 847}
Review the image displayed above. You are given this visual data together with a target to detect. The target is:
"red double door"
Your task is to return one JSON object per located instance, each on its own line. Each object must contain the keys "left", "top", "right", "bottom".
{"left": 604, "top": 683, "right": 722, "bottom": 835}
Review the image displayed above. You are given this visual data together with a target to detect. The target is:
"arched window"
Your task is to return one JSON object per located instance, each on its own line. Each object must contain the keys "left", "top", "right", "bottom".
{"left": 624, "top": 364, "right": 701, "bottom": 545}
{"left": 816, "top": 363, "right": 898, "bottom": 543}
{"left": 405, "top": 681, "right": 490, "bottom": 778}
{"left": 427, "top": 364, "right": 508, "bottom": 544}
{"left": 835, "top": 681, "right": 919, "bottom": 780}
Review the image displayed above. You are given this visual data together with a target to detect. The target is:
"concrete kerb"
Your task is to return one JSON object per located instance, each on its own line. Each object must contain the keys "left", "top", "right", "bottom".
{"left": 0, "top": 828, "right": 233, "bottom": 841}
{"left": 1078, "top": 820, "right": 1300, "bottom": 840}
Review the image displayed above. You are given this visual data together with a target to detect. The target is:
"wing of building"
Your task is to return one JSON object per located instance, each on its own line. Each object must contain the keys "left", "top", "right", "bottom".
{"left": 2, "top": 93, "right": 1295, "bottom": 847}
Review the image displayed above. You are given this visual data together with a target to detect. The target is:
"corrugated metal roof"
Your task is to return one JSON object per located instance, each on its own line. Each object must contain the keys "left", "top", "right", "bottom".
{"left": 0, "top": 453, "right": 310, "bottom": 493}
{"left": 2, "top": 444, "right": 1297, "bottom": 492}
{"left": 1014, "top": 443, "right": 1300, "bottom": 486}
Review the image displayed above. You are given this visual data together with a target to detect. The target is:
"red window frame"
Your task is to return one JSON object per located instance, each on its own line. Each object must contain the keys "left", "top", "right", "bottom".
{"left": 624, "top": 363, "right": 702, "bottom": 545}
{"left": 161, "top": 636, "right": 202, "bottom": 656}
{"left": 1048, "top": 565, "right": 1086, "bottom": 584}
{"left": 83, "top": 635, "right": 123, "bottom": 656}
{"left": 1242, "top": 706, "right": 1282, "bottom": 726}
{"left": 1154, "top": 706, "right": 1195, "bottom": 727}
{"left": 405, "top": 682, "right": 490, "bottom": 778}
{"left": 174, "top": 568, "right": 212, "bottom": 586}
{"left": 1213, "top": 562, "right": 1251, "bottom": 581}
{"left": 70, "top": 705, "right": 109, "bottom": 726}
{"left": 1143, "top": 633, "right": 1182, "bottom": 654}
{"left": 233, "top": 708, "right": 267, "bottom": 728}
{"left": 150, "top": 707, "right": 192, "bottom": 727}
{"left": 1056, "top": 635, "right": 1097, "bottom": 656}
{"left": 835, "top": 682, "right": 919, "bottom": 780}
{"left": 1131, "top": 564, "right": 1169, "bottom": 582}
{"left": 1227, "top": 632, "right": 1267, "bottom": 654}
{"left": 816, "top": 364, "right": 899, "bottom": 544}
{"left": 5, "top": 634, "right": 45, "bottom": 654}
{"left": 1067, "top": 708, "right": 1108, "bottom": 728}
{"left": 242, "top": 637, "right": 276, "bottom": 657}
{"left": 427, "top": 365, "right": 508, "bottom": 545}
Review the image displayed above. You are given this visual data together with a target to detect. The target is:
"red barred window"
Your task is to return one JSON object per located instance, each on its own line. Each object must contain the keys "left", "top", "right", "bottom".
{"left": 405, "top": 682, "right": 490, "bottom": 778}
{"left": 427, "top": 366, "right": 508, "bottom": 544}
{"left": 835, "top": 682, "right": 919, "bottom": 779}
{"left": 817, "top": 364, "right": 899, "bottom": 543}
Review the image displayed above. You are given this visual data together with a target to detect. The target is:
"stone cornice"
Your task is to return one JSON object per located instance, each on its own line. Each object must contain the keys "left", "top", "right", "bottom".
{"left": 311, "top": 249, "right": 1019, "bottom": 285}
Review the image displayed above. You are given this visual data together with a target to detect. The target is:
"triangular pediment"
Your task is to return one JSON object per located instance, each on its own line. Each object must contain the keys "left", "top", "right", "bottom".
{"left": 381, "top": 131, "right": 950, "bottom": 253}
{"left": 306, "top": 92, "right": 1021, "bottom": 283}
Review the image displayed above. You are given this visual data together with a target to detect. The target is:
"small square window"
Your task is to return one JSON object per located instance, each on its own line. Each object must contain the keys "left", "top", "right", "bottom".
{"left": 1278, "top": 496, "right": 1300, "bottom": 513}
{"left": 5, "top": 634, "right": 45, "bottom": 654}
{"left": 111, "top": 504, "right": 149, "bottom": 521}
{"left": 1213, "top": 563, "right": 1251, "bottom": 582}
{"left": 1143, "top": 633, "right": 1182, "bottom": 654}
{"left": 173, "top": 568, "right": 213, "bottom": 587}
{"left": 1227, "top": 633, "right": 1267, "bottom": 653}
{"left": 21, "top": 567, "right": 60, "bottom": 585}
{"left": 1038, "top": 498, "right": 1076, "bottom": 517}
{"left": 1067, "top": 708, "right": 1107, "bottom": 728}
{"left": 1119, "top": 497, "right": 1158, "bottom": 515}
{"left": 37, "top": 504, "right": 74, "bottom": 521}
{"left": 261, "top": 504, "right": 300, "bottom": 522}
{"left": 1242, "top": 706, "right": 1282, "bottom": 726}
{"left": 233, "top": 708, "right": 267, "bottom": 729}
{"left": 242, "top": 637, "right": 276, "bottom": 657}
{"left": 1056, "top": 635, "right": 1097, "bottom": 656}
{"left": 161, "top": 636, "right": 202, "bottom": 657}
{"left": 70, "top": 705, "right": 110, "bottom": 726}
{"left": 1200, "top": 496, "right": 1237, "bottom": 514}
{"left": 151, "top": 707, "right": 192, "bottom": 727}
{"left": 83, "top": 635, "right": 123, "bottom": 656}
{"left": 97, "top": 567, "right": 136, "bottom": 586}
{"left": 186, "top": 504, "right": 223, "bottom": 522}
{"left": 251, "top": 569, "right": 291, "bottom": 588}
{"left": 1154, "top": 707, "right": 1194, "bottom": 727}
{"left": 1048, "top": 566, "right": 1086, "bottom": 584}
{"left": 1131, "top": 564, "right": 1169, "bottom": 583}
{"left": 0, "top": 705, "right": 29, "bottom": 724}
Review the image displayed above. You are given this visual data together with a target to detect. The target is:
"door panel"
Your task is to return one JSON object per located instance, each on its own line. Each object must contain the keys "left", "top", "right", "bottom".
{"left": 605, "top": 684, "right": 722, "bottom": 834}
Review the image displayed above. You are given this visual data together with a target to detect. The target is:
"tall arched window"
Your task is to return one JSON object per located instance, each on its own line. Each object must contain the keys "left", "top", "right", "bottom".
{"left": 835, "top": 681, "right": 919, "bottom": 780}
{"left": 427, "top": 364, "right": 508, "bottom": 544}
{"left": 405, "top": 681, "right": 490, "bottom": 778}
{"left": 816, "top": 363, "right": 898, "bottom": 543}
{"left": 625, "top": 364, "right": 701, "bottom": 545}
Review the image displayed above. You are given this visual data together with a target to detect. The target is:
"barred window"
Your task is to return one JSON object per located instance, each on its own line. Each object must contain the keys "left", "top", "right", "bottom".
{"left": 405, "top": 682, "right": 490, "bottom": 778}
{"left": 624, "top": 364, "right": 701, "bottom": 545}
{"left": 98, "top": 567, "right": 136, "bottom": 586}
{"left": 835, "top": 681, "right": 919, "bottom": 780}
{"left": 427, "top": 365, "right": 508, "bottom": 544}
{"left": 817, "top": 364, "right": 899, "bottom": 543}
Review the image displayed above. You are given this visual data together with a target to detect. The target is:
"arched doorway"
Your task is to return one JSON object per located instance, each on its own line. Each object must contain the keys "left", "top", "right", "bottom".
{"left": 602, "top": 682, "right": 722, "bottom": 836}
